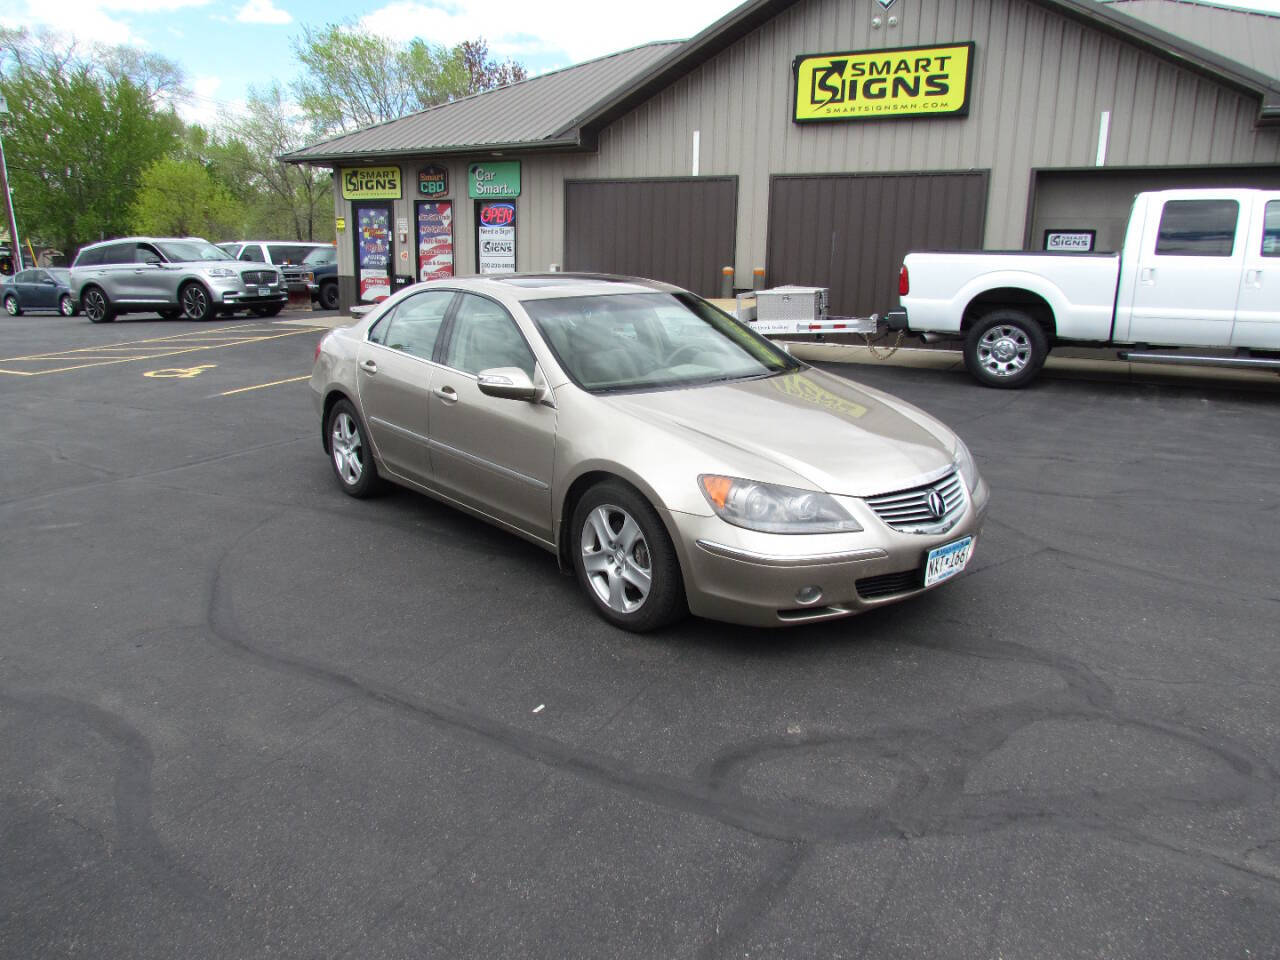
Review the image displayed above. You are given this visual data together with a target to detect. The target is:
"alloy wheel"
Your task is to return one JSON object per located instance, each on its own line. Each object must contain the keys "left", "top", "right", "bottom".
{"left": 330, "top": 412, "right": 364, "bottom": 486}
{"left": 181, "top": 285, "right": 208, "bottom": 319}
{"left": 83, "top": 291, "right": 106, "bottom": 322}
{"left": 59, "top": 296, "right": 74, "bottom": 316}
{"left": 580, "top": 504, "right": 652, "bottom": 614}
{"left": 4, "top": 296, "right": 17, "bottom": 315}
{"left": 976, "top": 324, "right": 1032, "bottom": 378}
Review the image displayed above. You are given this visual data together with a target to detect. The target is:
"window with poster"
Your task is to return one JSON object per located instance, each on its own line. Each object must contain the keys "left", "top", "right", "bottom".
{"left": 353, "top": 202, "right": 395, "bottom": 301}
{"left": 415, "top": 200, "right": 454, "bottom": 281}
{"left": 476, "top": 201, "right": 516, "bottom": 274}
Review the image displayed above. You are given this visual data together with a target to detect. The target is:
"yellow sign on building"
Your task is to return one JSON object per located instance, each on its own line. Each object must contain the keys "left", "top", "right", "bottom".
{"left": 794, "top": 43, "right": 974, "bottom": 122}
{"left": 341, "top": 167, "right": 402, "bottom": 200}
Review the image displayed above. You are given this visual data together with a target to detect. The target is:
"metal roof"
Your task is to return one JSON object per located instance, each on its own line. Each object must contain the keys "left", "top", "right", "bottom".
{"left": 283, "top": 41, "right": 681, "bottom": 164}
{"left": 1097, "top": 0, "right": 1280, "bottom": 82}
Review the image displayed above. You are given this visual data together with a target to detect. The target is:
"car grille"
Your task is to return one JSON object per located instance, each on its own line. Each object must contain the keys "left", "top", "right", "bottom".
{"left": 864, "top": 470, "right": 966, "bottom": 534}
{"left": 856, "top": 569, "right": 924, "bottom": 599}
{"left": 241, "top": 270, "right": 278, "bottom": 285}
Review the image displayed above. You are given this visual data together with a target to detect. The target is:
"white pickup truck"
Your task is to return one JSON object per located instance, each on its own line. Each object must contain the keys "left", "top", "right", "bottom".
{"left": 887, "top": 188, "right": 1279, "bottom": 387}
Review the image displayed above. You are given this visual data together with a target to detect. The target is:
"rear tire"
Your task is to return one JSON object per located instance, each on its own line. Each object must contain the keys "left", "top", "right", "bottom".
{"left": 571, "top": 481, "right": 687, "bottom": 632}
{"left": 320, "top": 282, "right": 339, "bottom": 311}
{"left": 82, "top": 287, "right": 114, "bottom": 324}
{"left": 963, "top": 309, "right": 1049, "bottom": 389}
{"left": 4, "top": 294, "right": 20, "bottom": 316}
{"left": 326, "top": 399, "right": 382, "bottom": 499}
{"left": 179, "top": 282, "right": 214, "bottom": 322}
{"left": 250, "top": 304, "right": 284, "bottom": 318}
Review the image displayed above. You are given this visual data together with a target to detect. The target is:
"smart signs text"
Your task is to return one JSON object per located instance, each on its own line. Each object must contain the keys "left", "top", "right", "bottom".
{"left": 794, "top": 43, "right": 974, "bottom": 122}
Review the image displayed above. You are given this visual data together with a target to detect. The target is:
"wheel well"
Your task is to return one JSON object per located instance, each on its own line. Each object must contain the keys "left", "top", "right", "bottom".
{"left": 557, "top": 471, "right": 680, "bottom": 576}
{"left": 962, "top": 288, "right": 1056, "bottom": 342}
{"left": 320, "top": 389, "right": 352, "bottom": 453}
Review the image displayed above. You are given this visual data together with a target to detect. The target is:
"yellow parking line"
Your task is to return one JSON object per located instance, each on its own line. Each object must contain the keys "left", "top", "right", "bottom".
{"left": 219, "top": 374, "right": 311, "bottom": 396}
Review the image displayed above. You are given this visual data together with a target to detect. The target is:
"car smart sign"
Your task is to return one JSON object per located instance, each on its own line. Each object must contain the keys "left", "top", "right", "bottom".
{"left": 793, "top": 43, "right": 974, "bottom": 122}
{"left": 341, "top": 166, "right": 402, "bottom": 200}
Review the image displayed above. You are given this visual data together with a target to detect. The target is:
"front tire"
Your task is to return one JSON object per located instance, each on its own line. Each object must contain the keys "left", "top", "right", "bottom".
{"left": 326, "top": 399, "right": 382, "bottom": 498}
{"left": 82, "top": 287, "right": 114, "bottom": 324}
{"left": 250, "top": 304, "right": 284, "bottom": 318}
{"left": 571, "top": 481, "right": 686, "bottom": 632}
{"left": 963, "top": 309, "right": 1049, "bottom": 389}
{"left": 59, "top": 294, "right": 76, "bottom": 317}
{"left": 4, "top": 294, "right": 20, "bottom": 316}
{"left": 179, "top": 282, "right": 214, "bottom": 322}
{"left": 319, "top": 282, "right": 339, "bottom": 311}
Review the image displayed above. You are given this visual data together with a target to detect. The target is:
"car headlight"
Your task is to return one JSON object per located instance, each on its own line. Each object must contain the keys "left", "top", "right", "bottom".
{"left": 207, "top": 268, "right": 235, "bottom": 279}
{"left": 953, "top": 437, "right": 979, "bottom": 492}
{"left": 699, "top": 475, "right": 862, "bottom": 534}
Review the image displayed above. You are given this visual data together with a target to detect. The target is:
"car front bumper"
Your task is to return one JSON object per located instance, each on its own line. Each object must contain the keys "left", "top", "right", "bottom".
{"left": 667, "top": 476, "right": 989, "bottom": 627}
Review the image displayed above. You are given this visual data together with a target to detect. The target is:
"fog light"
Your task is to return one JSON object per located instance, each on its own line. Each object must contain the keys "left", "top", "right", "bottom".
{"left": 795, "top": 585, "right": 823, "bottom": 605}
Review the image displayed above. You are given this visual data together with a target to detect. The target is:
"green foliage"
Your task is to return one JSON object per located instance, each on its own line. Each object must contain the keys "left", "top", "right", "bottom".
{"left": 292, "top": 25, "right": 527, "bottom": 136}
{"left": 130, "top": 156, "right": 244, "bottom": 238}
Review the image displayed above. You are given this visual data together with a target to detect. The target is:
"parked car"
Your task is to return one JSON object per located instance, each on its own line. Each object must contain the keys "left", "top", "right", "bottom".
{"left": 3, "top": 267, "right": 77, "bottom": 316}
{"left": 889, "top": 188, "right": 1280, "bottom": 387}
{"left": 219, "top": 241, "right": 330, "bottom": 293}
{"left": 312, "top": 275, "right": 988, "bottom": 631}
{"left": 302, "top": 246, "right": 338, "bottom": 310}
{"left": 70, "top": 237, "right": 287, "bottom": 323}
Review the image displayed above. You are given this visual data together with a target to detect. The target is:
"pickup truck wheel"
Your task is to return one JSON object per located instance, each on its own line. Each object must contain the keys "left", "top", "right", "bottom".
{"left": 319, "top": 281, "right": 339, "bottom": 311}
{"left": 964, "top": 310, "right": 1048, "bottom": 388}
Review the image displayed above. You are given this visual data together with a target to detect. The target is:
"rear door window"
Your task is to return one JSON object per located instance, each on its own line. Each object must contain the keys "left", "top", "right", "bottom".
{"left": 1262, "top": 201, "right": 1280, "bottom": 257}
{"left": 100, "top": 243, "right": 136, "bottom": 265}
{"left": 268, "top": 245, "right": 314, "bottom": 265}
{"left": 1155, "top": 199, "right": 1239, "bottom": 257}
{"left": 373, "top": 291, "right": 454, "bottom": 361}
{"left": 238, "top": 245, "right": 266, "bottom": 262}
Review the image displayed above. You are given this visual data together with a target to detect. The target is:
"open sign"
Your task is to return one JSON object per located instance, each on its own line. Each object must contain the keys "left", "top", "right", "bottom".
{"left": 480, "top": 203, "right": 515, "bottom": 226}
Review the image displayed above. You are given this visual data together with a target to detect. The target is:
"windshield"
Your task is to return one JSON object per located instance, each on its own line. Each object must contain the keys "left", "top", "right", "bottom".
{"left": 156, "top": 240, "right": 233, "bottom": 263}
{"left": 525, "top": 292, "right": 802, "bottom": 393}
{"left": 303, "top": 246, "right": 336, "bottom": 265}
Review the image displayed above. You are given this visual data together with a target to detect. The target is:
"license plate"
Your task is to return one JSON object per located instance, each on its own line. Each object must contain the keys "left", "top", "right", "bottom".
{"left": 924, "top": 536, "right": 973, "bottom": 588}
{"left": 258, "top": 286, "right": 270, "bottom": 296}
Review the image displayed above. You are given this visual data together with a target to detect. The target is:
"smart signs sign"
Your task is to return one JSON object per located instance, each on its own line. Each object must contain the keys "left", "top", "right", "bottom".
{"left": 341, "top": 166, "right": 402, "bottom": 200}
{"left": 793, "top": 43, "right": 974, "bottom": 122}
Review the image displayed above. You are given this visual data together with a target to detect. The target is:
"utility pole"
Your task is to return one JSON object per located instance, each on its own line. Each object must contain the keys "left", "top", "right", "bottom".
{"left": 0, "top": 95, "right": 23, "bottom": 271}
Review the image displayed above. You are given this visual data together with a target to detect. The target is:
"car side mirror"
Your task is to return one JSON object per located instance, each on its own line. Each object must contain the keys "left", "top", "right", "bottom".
{"left": 477, "top": 367, "right": 538, "bottom": 401}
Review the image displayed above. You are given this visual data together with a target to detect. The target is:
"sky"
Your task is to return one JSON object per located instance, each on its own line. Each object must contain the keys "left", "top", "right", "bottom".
{"left": 2, "top": 0, "right": 1279, "bottom": 128}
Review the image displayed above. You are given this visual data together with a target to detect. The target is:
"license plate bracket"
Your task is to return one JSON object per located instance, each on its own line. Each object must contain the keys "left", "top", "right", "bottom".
{"left": 258, "top": 286, "right": 270, "bottom": 296}
{"left": 924, "top": 536, "right": 973, "bottom": 588}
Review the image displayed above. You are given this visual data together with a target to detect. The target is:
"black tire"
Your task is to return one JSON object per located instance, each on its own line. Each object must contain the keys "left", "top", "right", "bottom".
{"left": 58, "top": 294, "right": 76, "bottom": 317}
{"left": 963, "top": 309, "right": 1049, "bottom": 389}
{"left": 4, "top": 293, "right": 20, "bottom": 316}
{"left": 81, "top": 286, "right": 114, "bottom": 324}
{"left": 570, "top": 480, "right": 687, "bottom": 632}
{"left": 325, "top": 399, "right": 382, "bottom": 499}
{"left": 179, "top": 282, "right": 214, "bottom": 322}
{"left": 250, "top": 304, "right": 284, "bottom": 318}
{"left": 319, "top": 282, "right": 339, "bottom": 311}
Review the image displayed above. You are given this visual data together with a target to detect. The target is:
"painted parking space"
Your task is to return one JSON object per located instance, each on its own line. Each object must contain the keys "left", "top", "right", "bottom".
{"left": 0, "top": 322, "right": 327, "bottom": 376}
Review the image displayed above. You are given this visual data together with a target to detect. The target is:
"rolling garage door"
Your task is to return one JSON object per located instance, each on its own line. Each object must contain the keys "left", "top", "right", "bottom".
{"left": 564, "top": 178, "right": 737, "bottom": 297}
{"left": 766, "top": 172, "right": 989, "bottom": 317}
{"left": 1030, "top": 167, "right": 1280, "bottom": 254}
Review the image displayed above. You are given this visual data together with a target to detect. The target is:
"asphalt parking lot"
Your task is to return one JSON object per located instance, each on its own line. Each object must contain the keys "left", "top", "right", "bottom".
{"left": 3, "top": 310, "right": 1279, "bottom": 959}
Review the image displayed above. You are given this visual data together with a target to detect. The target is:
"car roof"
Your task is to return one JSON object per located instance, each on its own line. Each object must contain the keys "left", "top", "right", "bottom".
{"left": 80, "top": 236, "right": 212, "bottom": 249}
{"left": 464, "top": 273, "right": 685, "bottom": 301}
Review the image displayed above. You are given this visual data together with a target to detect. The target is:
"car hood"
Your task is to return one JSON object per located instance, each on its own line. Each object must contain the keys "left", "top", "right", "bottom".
{"left": 603, "top": 368, "right": 957, "bottom": 497}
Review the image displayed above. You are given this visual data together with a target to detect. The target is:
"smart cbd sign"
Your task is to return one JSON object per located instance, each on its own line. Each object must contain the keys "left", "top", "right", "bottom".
{"left": 793, "top": 43, "right": 974, "bottom": 122}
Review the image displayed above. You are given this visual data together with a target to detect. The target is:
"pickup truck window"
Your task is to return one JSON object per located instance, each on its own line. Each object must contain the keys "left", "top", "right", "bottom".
{"left": 1263, "top": 201, "right": 1280, "bottom": 257}
{"left": 1155, "top": 199, "right": 1238, "bottom": 257}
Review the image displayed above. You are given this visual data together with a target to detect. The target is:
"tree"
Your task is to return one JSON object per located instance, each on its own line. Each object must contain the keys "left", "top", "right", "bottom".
{"left": 130, "top": 157, "right": 244, "bottom": 238}
{"left": 292, "top": 24, "right": 527, "bottom": 136}
{"left": 0, "top": 27, "right": 184, "bottom": 254}
{"left": 218, "top": 84, "right": 333, "bottom": 242}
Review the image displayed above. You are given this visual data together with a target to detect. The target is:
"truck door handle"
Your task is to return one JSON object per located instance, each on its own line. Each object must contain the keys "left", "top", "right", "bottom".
{"left": 1140, "top": 267, "right": 1156, "bottom": 285}
{"left": 433, "top": 385, "right": 458, "bottom": 403}
{"left": 1245, "top": 269, "right": 1262, "bottom": 288}
{"left": 359, "top": 359, "right": 377, "bottom": 374}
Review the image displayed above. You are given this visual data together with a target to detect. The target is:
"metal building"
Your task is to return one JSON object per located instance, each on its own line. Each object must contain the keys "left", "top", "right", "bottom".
{"left": 285, "top": 0, "right": 1280, "bottom": 316}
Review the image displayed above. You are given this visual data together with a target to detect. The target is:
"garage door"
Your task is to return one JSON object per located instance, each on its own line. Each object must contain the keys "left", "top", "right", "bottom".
{"left": 766, "top": 172, "right": 989, "bottom": 317}
{"left": 564, "top": 178, "right": 737, "bottom": 297}
{"left": 1030, "top": 167, "right": 1280, "bottom": 254}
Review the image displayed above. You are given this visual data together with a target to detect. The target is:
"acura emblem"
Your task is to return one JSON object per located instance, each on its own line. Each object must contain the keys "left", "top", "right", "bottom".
{"left": 926, "top": 489, "right": 946, "bottom": 520}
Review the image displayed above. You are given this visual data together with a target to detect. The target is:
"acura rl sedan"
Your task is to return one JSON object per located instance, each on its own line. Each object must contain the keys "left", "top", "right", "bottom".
{"left": 311, "top": 275, "right": 988, "bottom": 631}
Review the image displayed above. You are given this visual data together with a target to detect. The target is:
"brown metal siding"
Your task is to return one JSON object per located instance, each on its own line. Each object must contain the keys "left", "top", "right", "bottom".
{"left": 766, "top": 172, "right": 989, "bottom": 316}
{"left": 564, "top": 178, "right": 738, "bottom": 296}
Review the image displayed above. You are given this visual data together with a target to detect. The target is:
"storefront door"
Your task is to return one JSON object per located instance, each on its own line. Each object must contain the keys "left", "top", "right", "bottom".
{"left": 475, "top": 201, "right": 517, "bottom": 274}
{"left": 353, "top": 202, "right": 395, "bottom": 301}
{"left": 415, "top": 200, "right": 454, "bottom": 281}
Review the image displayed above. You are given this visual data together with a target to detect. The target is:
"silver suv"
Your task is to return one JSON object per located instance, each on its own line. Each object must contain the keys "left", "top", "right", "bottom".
{"left": 70, "top": 237, "right": 288, "bottom": 323}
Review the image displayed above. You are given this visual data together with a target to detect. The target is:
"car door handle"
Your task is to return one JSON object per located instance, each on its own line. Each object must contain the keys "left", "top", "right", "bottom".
{"left": 433, "top": 385, "right": 458, "bottom": 403}
{"left": 359, "top": 359, "right": 377, "bottom": 374}
{"left": 1245, "top": 269, "right": 1262, "bottom": 288}
{"left": 1140, "top": 267, "right": 1156, "bottom": 285}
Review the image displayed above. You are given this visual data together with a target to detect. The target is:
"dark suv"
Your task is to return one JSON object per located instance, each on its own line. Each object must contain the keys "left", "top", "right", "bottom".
{"left": 70, "top": 237, "right": 286, "bottom": 323}
{"left": 302, "top": 246, "right": 338, "bottom": 310}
